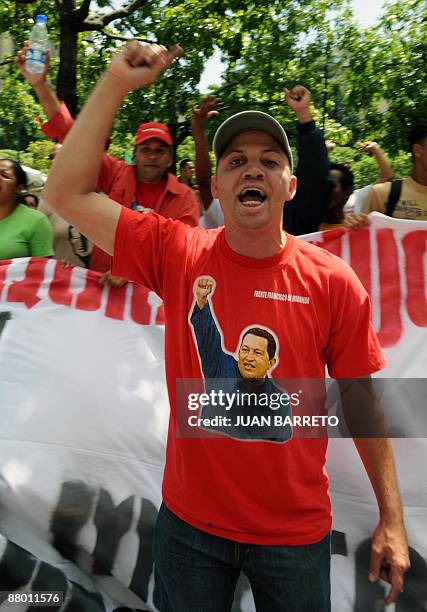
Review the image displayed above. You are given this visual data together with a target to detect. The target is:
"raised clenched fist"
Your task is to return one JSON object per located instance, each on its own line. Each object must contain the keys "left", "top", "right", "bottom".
{"left": 106, "top": 41, "right": 183, "bottom": 94}
{"left": 284, "top": 85, "right": 312, "bottom": 123}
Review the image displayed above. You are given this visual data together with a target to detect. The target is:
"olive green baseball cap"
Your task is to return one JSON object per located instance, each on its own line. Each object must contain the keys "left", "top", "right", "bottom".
{"left": 212, "top": 111, "right": 293, "bottom": 170}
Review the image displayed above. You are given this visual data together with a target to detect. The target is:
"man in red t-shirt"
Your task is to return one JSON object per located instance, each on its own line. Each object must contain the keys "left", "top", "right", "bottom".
{"left": 42, "top": 42, "right": 410, "bottom": 611}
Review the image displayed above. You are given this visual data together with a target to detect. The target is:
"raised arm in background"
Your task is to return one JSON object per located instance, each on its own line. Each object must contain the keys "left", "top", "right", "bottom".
{"left": 283, "top": 85, "right": 333, "bottom": 235}
{"left": 42, "top": 42, "right": 182, "bottom": 255}
{"left": 16, "top": 41, "right": 63, "bottom": 122}
{"left": 16, "top": 41, "right": 118, "bottom": 197}
{"left": 191, "top": 96, "right": 219, "bottom": 211}
{"left": 343, "top": 142, "right": 394, "bottom": 229}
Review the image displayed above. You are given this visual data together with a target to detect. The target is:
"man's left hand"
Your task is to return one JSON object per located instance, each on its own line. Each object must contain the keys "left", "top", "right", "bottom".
{"left": 16, "top": 40, "right": 50, "bottom": 88}
{"left": 98, "top": 271, "right": 128, "bottom": 288}
{"left": 369, "top": 520, "right": 410, "bottom": 605}
{"left": 358, "top": 141, "right": 380, "bottom": 155}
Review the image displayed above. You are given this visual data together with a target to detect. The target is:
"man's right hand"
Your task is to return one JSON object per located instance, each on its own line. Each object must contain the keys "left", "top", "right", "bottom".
{"left": 192, "top": 96, "right": 219, "bottom": 131}
{"left": 15, "top": 41, "right": 50, "bottom": 88}
{"left": 106, "top": 41, "right": 183, "bottom": 95}
{"left": 359, "top": 141, "right": 381, "bottom": 156}
{"left": 284, "top": 85, "right": 312, "bottom": 123}
{"left": 195, "top": 277, "right": 215, "bottom": 309}
{"left": 343, "top": 213, "right": 370, "bottom": 230}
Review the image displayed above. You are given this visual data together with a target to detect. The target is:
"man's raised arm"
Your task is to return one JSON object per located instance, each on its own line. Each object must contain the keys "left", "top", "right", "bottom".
{"left": 192, "top": 96, "right": 219, "bottom": 211}
{"left": 283, "top": 85, "right": 333, "bottom": 235}
{"left": 42, "top": 42, "right": 182, "bottom": 256}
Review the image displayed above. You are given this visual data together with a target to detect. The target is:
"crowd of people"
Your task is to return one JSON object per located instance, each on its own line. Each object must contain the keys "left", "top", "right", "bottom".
{"left": 2, "top": 38, "right": 426, "bottom": 611}
{"left": 1, "top": 40, "right": 425, "bottom": 271}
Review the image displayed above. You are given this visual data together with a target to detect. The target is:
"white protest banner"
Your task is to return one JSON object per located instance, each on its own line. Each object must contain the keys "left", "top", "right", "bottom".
{"left": 302, "top": 213, "right": 427, "bottom": 611}
{"left": 0, "top": 213, "right": 426, "bottom": 611}
{"left": 0, "top": 258, "right": 169, "bottom": 611}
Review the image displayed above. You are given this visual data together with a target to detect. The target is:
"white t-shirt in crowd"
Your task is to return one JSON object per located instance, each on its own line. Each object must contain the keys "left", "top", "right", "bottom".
{"left": 344, "top": 185, "right": 372, "bottom": 216}
{"left": 199, "top": 198, "right": 224, "bottom": 229}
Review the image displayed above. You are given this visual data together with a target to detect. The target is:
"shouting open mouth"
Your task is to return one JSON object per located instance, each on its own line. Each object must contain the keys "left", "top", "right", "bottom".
{"left": 238, "top": 188, "right": 266, "bottom": 208}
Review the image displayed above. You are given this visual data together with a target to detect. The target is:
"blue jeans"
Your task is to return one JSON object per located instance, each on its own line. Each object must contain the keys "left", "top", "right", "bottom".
{"left": 153, "top": 503, "right": 331, "bottom": 612}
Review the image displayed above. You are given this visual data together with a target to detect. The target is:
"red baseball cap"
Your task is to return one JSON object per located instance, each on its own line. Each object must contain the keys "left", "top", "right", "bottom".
{"left": 134, "top": 122, "right": 173, "bottom": 146}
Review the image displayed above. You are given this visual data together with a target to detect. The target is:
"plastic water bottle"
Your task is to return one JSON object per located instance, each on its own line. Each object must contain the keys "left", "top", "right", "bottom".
{"left": 26, "top": 15, "right": 49, "bottom": 74}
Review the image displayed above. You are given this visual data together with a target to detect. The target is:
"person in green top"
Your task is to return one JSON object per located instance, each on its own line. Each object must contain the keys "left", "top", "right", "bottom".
{"left": 0, "top": 158, "right": 53, "bottom": 260}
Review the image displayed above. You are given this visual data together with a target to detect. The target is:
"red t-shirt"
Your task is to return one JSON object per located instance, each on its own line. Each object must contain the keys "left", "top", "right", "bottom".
{"left": 135, "top": 180, "right": 166, "bottom": 211}
{"left": 112, "top": 208, "right": 385, "bottom": 545}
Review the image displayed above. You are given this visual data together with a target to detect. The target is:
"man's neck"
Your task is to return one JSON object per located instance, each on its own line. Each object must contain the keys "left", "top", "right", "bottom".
{"left": 410, "top": 167, "right": 427, "bottom": 187}
{"left": 224, "top": 224, "right": 286, "bottom": 259}
{"left": 136, "top": 169, "right": 168, "bottom": 184}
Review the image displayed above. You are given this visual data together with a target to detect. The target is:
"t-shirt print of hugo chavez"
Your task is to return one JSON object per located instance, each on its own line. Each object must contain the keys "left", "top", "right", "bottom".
{"left": 189, "top": 276, "right": 292, "bottom": 443}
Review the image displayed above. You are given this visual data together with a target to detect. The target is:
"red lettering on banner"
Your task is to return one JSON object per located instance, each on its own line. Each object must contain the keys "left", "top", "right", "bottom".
{"left": 403, "top": 230, "right": 427, "bottom": 327}
{"left": 376, "top": 229, "right": 402, "bottom": 347}
{"left": 349, "top": 229, "right": 371, "bottom": 295}
{"left": 156, "top": 304, "right": 165, "bottom": 325}
{"left": 75, "top": 272, "right": 103, "bottom": 311}
{"left": 0, "top": 261, "right": 11, "bottom": 300}
{"left": 49, "top": 261, "right": 74, "bottom": 306}
{"left": 319, "top": 228, "right": 344, "bottom": 258}
{"left": 0, "top": 259, "right": 167, "bottom": 326}
{"left": 105, "top": 285, "right": 127, "bottom": 321}
{"left": 6, "top": 258, "right": 46, "bottom": 308}
{"left": 130, "top": 285, "right": 151, "bottom": 325}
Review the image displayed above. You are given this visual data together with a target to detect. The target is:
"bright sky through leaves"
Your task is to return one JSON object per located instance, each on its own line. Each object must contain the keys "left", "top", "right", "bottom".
{"left": 199, "top": 0, "right": 385, "bottom": 92}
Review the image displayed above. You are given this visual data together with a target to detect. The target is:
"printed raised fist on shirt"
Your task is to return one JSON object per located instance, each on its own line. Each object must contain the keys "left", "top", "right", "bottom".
{"left": 194, "top": 277, "right": 215, "bottom": 309}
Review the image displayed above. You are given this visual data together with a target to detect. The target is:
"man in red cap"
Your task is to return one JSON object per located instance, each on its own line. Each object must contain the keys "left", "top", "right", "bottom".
{"left": 131, "top": 121, "right": 174, "bottom": 190}
{"left": 15, "top": 43, "right": 200, "bottom": 277}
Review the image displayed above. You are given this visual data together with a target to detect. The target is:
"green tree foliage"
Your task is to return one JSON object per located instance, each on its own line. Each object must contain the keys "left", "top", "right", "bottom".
{"left": 0, "top": 69, "right": 42, "bottom": 149}
{"left": 199, "top": 2, "right": 349, "bottom": 142}
{"left": 326, "top": 0, "right": 427, "bottom": 152}
{"left": 1, "top": 0, "right": 275, "bottom": 146}
{"left": 0, "top": 140, "right": 52, "bottom": 173}
{"left": 207, "top": 0, "right": 425, "bottom": 181}
{"left": 0, "top": 0, "right": 425, "bottom": 178}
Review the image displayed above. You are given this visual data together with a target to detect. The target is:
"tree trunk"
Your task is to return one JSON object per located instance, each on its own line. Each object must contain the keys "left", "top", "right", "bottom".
{"left": 57, "top": 0, "right": 79, "bottom": 117}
